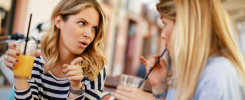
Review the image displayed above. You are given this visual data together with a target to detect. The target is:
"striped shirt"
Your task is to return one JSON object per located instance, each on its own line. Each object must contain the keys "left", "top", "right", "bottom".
{"left": 14, "top": 56, "right": 106, "bottom": 100}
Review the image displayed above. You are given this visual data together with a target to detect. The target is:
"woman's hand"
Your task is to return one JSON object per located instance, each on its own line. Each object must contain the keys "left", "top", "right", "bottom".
{"left": 140, "top": 55, "right": 168, "bottom": 86}
{"left": 4, "top": 42, "right": 20, "bottom": 70}
{"left": 113, "top": 85, "right": 156, "bottom": 100}
{"left": 63, "top": 57, "right": 84, "bottom": 90}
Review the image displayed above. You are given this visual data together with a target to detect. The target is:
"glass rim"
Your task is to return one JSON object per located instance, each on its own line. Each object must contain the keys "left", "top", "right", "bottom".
{"left": 120, "top": 74, "right": 144, "bottom": 80}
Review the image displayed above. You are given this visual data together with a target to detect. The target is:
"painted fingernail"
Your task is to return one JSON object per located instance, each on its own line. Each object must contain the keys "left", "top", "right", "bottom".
{"left": 162, "top": 57, "right": 164, "bottom": 61}
{"left": 16, "top": 53, "right": 20, "bottom": 56}
{"left": 13, "top": 44, "right": 16, "bottom": 48}
{"left": 150, "top": 64, "right": 153, "bottom": 67}
{"left": 148, "top": 67, "right": 150, "bottom": 70}
{"left": 16, "top": 60, "right": 18, "bottom": 63}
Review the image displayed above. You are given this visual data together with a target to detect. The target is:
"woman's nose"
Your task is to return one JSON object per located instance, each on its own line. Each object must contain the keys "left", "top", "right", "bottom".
{"left": 83, "top": 28, "right": 91, "bottom": 38}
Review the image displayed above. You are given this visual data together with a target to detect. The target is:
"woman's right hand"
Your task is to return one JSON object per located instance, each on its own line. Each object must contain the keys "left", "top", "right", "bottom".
{"left": 4, "top": 42, "right": 41, "bottom": 70}
{"left": 140, "top": 55, "right": 168, "bottom": 86}
{"left": 3, "top": 42, "right": 20, "bottom": 70}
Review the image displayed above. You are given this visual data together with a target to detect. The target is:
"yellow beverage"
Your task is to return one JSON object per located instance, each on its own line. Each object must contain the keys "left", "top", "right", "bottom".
{"left": 13, "top": 55, "right": 35, "bottom": 79}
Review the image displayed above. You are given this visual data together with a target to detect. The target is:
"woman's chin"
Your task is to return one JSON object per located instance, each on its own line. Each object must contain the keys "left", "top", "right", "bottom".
{"left": 73, "top": 50, "right": 84, "bottom": 55}
{"left": 165, "top": 45, "right": 170, "bottom": 51}
{"left": 164, "top": 44, "right": 168, "bottom": 49}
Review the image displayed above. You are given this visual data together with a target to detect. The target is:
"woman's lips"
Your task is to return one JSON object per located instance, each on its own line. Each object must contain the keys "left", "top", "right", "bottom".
{"left": 79, "top": 42, "right": 88, "bottom": 48}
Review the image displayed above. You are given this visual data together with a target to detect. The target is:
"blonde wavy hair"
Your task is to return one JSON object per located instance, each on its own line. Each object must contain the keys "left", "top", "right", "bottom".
{"left": 158, "top": 0, "right": 245, "bottom": 100}
{"left": 41, "top": 0, "right": 107, "bottom": 81}
{"left": 157, "top": 0, "right": 176, "bottom": 21}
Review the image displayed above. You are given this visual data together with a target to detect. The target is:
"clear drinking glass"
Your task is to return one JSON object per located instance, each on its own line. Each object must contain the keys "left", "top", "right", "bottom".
{"left": 119, "top": 74, "right": 145, "bottom": 89}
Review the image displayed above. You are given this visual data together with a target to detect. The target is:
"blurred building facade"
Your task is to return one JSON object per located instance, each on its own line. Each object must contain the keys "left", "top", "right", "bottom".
{"left": 100, "top": 0, "right": 165, "bottom": 76}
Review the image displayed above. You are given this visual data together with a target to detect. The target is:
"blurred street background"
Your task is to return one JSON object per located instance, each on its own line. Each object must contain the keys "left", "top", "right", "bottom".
{"left": 0, "top": 0, "right": 244, "bottom": 99}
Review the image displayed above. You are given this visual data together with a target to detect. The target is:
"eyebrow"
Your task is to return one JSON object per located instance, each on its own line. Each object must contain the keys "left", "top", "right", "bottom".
{"left": 78, "top": 18, "right": 98, "bottom": 28}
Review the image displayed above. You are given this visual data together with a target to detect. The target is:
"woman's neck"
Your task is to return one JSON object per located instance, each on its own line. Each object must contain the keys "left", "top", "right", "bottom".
{"left": 51, "top": 45, "right": 76, "bottom": 78}
{"left": 58, "top": 54, "right": 75, "bottom": 66}
{"left": 57, "top": 42, "right": 76, "bottom": 67}
{"left": 50, "top": 54, "right": 75, "bottom": 78}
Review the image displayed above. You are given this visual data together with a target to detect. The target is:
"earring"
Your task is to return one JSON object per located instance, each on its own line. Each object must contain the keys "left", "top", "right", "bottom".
{"left": 57, "top": 25, "right": 61, "bottom": 29}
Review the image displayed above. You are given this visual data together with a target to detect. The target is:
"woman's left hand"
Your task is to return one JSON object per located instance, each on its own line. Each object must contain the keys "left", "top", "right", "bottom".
{"left": 113, "top": 85, "right": 156, "bottom": 100}
{"left": 63, "top": 57, "right": 84, "bottom": 90}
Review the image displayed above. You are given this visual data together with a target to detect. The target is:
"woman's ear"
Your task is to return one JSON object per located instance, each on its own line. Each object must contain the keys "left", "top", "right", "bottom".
{"left": 54, "top": 15, "right": 62, "bottom": 29}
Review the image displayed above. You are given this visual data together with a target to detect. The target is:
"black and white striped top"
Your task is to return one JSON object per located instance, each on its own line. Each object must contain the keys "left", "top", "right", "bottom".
{"left": 14, "top": 56, "right": 106, "bottom": 100}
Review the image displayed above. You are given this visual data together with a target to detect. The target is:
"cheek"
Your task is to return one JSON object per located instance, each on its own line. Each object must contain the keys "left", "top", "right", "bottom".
{"left": 90, "top": 33, "right": 96, "bottom": 42}
{"left": 92, "top": 34, "right": 96, "bottom": 39}
{"left": 166, "top": 31, "right": 171, "bottom": 42}
{"left": 60, "top": 27, "right": 76, "bottom": 42}
{"left": 162, "top": 31, "right": 169, "bottom": 44}
{"left": 166, "top": 26, "right": 174, "bottom": 41}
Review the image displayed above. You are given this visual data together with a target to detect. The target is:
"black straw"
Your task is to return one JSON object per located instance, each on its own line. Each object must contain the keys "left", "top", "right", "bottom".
{"left": 138, "top": 48, "right": 167, "bottom": 88}
{"left": 24, "top": 14, "right": 32, "bottom": 55}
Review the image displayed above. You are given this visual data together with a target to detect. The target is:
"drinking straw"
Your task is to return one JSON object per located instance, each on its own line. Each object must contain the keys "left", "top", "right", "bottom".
{"left": 24, "top": 14, "right": 32, "bottom": 55}
{"left": 138, "top": 48, "right": 167, "bottom": 88}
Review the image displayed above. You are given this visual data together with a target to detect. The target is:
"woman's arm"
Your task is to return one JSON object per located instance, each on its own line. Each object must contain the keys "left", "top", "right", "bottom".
{"left": 14, "top": 79, "right": 29, "bottom": 90}
{"left": 152, "top": 84, "right": 168, "bottom": 100}
{"left": 14, "top": 57, "right": 43, "bottom": 99}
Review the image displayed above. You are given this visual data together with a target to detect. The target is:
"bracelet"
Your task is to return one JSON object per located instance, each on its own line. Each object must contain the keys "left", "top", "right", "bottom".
{"left": 154, "top": 91, "right": 167, "bottom": 98}
{"left": 69, "top": 84, "right": 85, "bottom": 95}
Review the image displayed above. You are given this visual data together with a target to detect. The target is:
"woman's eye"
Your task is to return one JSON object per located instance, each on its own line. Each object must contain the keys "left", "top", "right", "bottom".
{"left": 78, "top": 21, "right": 85, "bottom": 26}
{"left": 92, "top": 27, "right": 97, "bottom": 32}
{"left": 161, "top": 21, "right": 165, "bottom": 28}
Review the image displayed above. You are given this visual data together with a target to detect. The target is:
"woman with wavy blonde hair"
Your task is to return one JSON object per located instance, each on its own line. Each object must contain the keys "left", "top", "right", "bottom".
{"left": 113, "top": 0, "right": 245, "bottom": 100}
{"left": 4, "top": 0, "right": 107, "bottom": 99}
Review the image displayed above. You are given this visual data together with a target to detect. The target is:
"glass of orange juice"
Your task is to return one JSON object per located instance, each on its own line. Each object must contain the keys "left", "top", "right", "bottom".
{"left": 13, "top": 41, "right": 37, "bottom": 79}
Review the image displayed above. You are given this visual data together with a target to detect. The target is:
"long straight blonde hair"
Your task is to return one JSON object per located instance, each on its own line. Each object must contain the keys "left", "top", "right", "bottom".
{"left": 41, "top": 0, "right": 107, "bottom": 80}
{"left": 159, "top": 0, "right": 245, "bottom": 99}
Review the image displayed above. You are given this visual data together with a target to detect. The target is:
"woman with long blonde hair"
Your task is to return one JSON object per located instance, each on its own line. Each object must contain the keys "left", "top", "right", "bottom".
{"left": 4, "top": 0, "right": 107, "bottom": 99}
{"left": 113, "top": 0, "right": 245, "bottom": 100}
